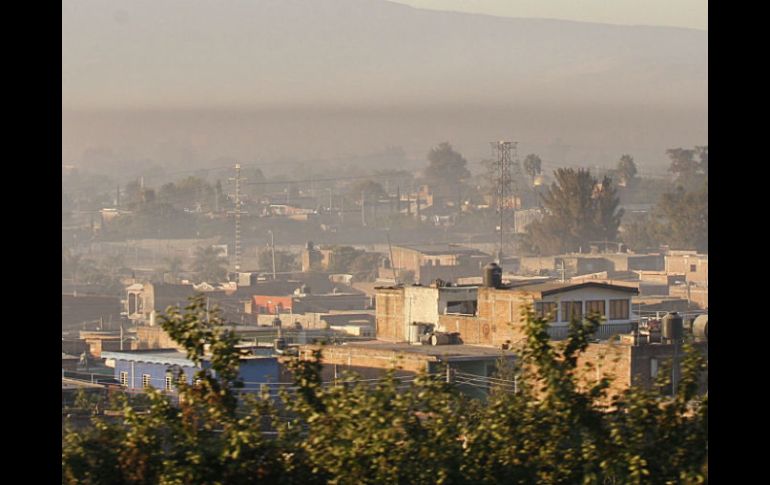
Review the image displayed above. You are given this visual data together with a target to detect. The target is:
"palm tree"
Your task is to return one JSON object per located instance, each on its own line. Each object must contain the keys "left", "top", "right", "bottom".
{"left": 192, "top": 246, "right": 228, "bottom": 283}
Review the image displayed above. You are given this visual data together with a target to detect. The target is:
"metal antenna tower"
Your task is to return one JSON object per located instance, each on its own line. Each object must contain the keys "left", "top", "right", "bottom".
{"left": 228, "top": 164, "right": 247, "bottom": 272}
{"left": 490, "top": 141, "right": 521, "bottom": 264}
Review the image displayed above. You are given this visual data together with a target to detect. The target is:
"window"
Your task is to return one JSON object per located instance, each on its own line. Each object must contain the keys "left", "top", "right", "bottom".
{"left": 535, "top": 302, "right": 558, "bottom": 322}
{"left": 165, "top": 375, "right": 173, "bottom": 391}
{"left": 690, "top": 264, "right": 697, "bottom": 272}
{"left": 120, "top": 371, "right": 128, "bottom": 387}
{"left": 142, "top": 374, "right": 152, "bottom": 389}
{"left": 561, "top": 301, "right": 583, "bottom": 322}
{"left": 609, "top": 299, "right": 629, "bottom": 320}
{"left": 650, "top": 358, "right": 659, "bottom": 378}
{"left": 585, "top": 300, "right": 606, "bottom": 317}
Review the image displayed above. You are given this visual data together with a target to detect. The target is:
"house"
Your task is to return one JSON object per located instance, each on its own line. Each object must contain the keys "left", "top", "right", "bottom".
{"left": 376, "top": 279, "right": 639, "bottom": 344}
{"left": 298, "top": 340, "right": 517, "bottom": 399}
{"left": 665, "top": 251, "right": 708, "bottom": 285}
{"left": 574, "top": 330, "right": 708, "bottom": 398}
{"left": 62, "top": 353, "right": 80, "bottom": 371}
{"left": 101, "top": 348, "right": 281, "bottom": 393}
{"left": 382, "top": 243, "right": 493, "bottom": 285}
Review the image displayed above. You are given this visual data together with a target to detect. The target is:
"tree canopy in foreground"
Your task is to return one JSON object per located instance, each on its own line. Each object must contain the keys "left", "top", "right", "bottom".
{"left": 63, "top": 295, "right": 707, "bottom": 484}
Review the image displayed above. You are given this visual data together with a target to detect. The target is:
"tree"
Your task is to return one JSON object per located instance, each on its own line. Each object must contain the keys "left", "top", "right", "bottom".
{"left": 191, "top": 246, "right": 228, "bottom": 283}
{"left": 695, "top": 145, "right": 708, "bottom": 177}
{"left": 348, "top": 180, "right": 386, "bottom": 205}
{"left": 257, "top": 248, "right": 299, "bottom": 273}
{"left": 616, "top": 154, "right": 638, "bottom": 186}
{"left": 620, "top": 181, "right": 708, "bottom": 253}
{"left": 527, "top": 168, "right": 624, "bottom": 254}
{"left": 64, "top": 296, "right": 707, "bottom": 484}
{"left": 523, "top": 154, "right": 543, "bottom": 180}
{"left": 424, "top": 142, "right": 471, "bottom": 187}
{"left": 667, "top": 148, "right": 699, "bottom": 179}
{"left": 163, "top": 256, "right": 184, "bottom": 283}
{"left": 655, "top": 183, "right": 708, "bottom": 252}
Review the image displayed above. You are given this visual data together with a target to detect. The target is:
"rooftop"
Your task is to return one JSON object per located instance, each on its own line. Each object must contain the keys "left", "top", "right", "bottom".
{"left": 508, "top": 281, "right": 640, "bottom": 296}
{"left": 62, "top": 378, "right": 106, "bottom": 391}
{"left": 102, "top": 348, "right": 278, "bottom": 366}
{"left": 395, "top": 243, "right": 489, "bottom": 256}
{"left": 331, "top": 340, "right": 516, "bottom": 361}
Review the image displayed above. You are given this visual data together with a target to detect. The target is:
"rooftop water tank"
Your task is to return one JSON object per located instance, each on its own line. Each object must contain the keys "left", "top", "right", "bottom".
{"left": 661, "top": 312, "right": 683, "bottom": 342}
{"left": 692, "top": 314, "right": 708, "bottom": 342}
{"left": 483, "top": 262, "right": 503, "bottom": 288}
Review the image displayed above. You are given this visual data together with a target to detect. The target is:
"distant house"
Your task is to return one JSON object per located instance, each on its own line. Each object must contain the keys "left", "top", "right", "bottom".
{"left": 101, "top": 349, "right": 280, "bottom": 393}
{"left": 383, "top": 244, "right": 493, "bottom": 285}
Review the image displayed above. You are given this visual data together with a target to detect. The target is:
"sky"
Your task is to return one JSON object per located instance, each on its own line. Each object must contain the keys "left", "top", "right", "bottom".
{"left": 62, "top": 0, "right": 707, "bottom": 170}
{"left": 392, "top": 0, "right": 708, "bottom": 31}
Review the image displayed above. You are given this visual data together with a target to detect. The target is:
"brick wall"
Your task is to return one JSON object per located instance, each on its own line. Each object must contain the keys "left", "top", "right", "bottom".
{"left": 375, "top": 288, "right": 406, "bottom": 341}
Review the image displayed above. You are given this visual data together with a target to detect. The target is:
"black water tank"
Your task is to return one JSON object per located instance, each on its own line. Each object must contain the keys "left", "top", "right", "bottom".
{"left": 483, "top": 262, "right": 503, "bottom": 288}
{"left": 662, "top": 312, "right": 683, "bottom": 342}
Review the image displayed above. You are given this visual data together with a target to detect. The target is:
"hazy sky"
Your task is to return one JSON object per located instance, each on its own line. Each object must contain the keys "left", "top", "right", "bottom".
{"left": 394, "top": 0, "right": 708, "bottom": 31}
{"left": 62, "top": 0, "right": 706, "bottom": 170}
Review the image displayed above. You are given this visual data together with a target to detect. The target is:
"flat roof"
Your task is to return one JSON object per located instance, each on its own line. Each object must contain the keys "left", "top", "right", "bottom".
{"left": 62, "top": 378, "right": 106, "bottom": 391}
{"left": 394, "top": 243, "right": 489, "bottom": 256}
{"left": 102, "top": 348, "right": 278, "bottom": 366}
{"left": 335, "top": 341, "right": 516, "bottom": 361}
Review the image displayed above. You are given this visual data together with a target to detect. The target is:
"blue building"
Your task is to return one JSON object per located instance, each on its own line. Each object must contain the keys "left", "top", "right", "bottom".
{"left": 101, "top": 348, "right": 281, "bottom": 394}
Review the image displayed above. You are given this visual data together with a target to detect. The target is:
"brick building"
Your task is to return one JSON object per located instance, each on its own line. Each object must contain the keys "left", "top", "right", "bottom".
{"left": 376, "top": 281, "right": 639, "bottom": 345}
{"left": 383, "top": 243, "right": 493, "bottom": 285}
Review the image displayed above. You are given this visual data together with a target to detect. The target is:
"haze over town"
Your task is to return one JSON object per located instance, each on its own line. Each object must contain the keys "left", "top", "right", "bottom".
{"left": 62, "top": 2, "right": 708, "bottom": 483}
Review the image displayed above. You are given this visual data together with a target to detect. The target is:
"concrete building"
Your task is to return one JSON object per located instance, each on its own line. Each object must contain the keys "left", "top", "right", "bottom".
{"left": 384, "top": 244, "right": 493, "bottom": 285}
{"left": 299, "top": 341, "right": 517, "bottom": 399}
{"left": 376, "top": 284, "right": 479, "bottom": 342}
{"left": 376, "top": 281, "right": 639, "bottom": 345}
{"left": 102, "top": 348, "right": 280, "bottom": 393}
{"left": 574, "top": 333, "right": 708, "bottom": 398}
{"left": 665, "top": 251, "right": 708, "bottom": 285}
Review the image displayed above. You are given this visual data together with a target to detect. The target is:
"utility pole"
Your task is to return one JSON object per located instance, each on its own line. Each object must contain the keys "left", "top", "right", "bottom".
{"left": 228, "top": 164, "right": 247, "bottom": 272}
{"left": 387, "top": 231, "right": 397, "bottom": 284}
{"left": 268, "top": 230, "right": 277, "bottom": 280}
{"left": 361, "top": 189, "right": 366, "bottom": 226}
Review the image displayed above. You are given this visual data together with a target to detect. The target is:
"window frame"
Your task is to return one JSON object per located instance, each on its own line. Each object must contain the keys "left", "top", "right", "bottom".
{"left": 585, "top": 300, "right": 606, "bottom": 317}
{"left": 561, "top": 301, "right": 583, "bottom": 322}
{"left": 119, "top": 371, "right": 128, "bottom": 387}
{"left": 535, "top": 301, "right": 558, "bottom": 323}
{"left": 609, "top": 299, "right": 630, "bottom": 320}
{"left": 142, "top": 374, "right": 152, "bottom": 389}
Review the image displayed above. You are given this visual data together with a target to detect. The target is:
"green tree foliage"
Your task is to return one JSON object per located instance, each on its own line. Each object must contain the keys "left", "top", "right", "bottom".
{"left": 695, "top": 146, "right": 708, "bottom": 177}
{"left": 523, "top": 154, "right": 543, "bottom": 179}
{"left": 257, "top": 248, "right": 299, "bottom": 273}
{"left": 163, "top": 256, "right": 185, "bottom": 283}
{"left": 621, "top": 181, "right": 708, "bottom": 253}
{"left": 348, "top": 180, "right": 386, "bottom": 206}
{"left": 424, "top": 142, "right": 471, "bottom": 188}
{"left": 527, "top": 169, "right": 624, "bottom": 255}
{"left": 192, "top": 246, "right": 228, "bottom": 283}
{"left": 62, "top": 296, "right": 708, "bottom": 484}
{"left": 321, "top": 246, "right": 382, "bottom": 281}
{"left": 158, "top": 176, "right": 216, "bottom": 212}
{"left": 667, "top": 147, "right": 707, "bottom": 185}
{"left": 616, "top": 154, "right": 638, "bottom": 186}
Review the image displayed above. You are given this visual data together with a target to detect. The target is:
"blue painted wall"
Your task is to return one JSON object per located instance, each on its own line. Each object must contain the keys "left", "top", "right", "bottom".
{"left": 113, "top": 357, "right": 280, "bottom": 392}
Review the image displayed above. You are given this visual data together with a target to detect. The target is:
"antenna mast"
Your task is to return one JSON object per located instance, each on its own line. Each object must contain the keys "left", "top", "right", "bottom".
{"left": 228, "top": 164, "right": 247, "bottom": 272}
{"left": 490, "top": 141, "right": 521, "bottom": 265}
